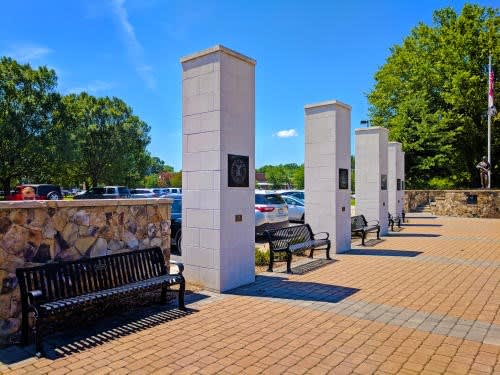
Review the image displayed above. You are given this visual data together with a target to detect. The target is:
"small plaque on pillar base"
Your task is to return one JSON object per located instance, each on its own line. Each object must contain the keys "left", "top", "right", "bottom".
{"left": 397, "top": 179, "right": 401, "bottom": 191}
{"left": 381, "top": 174, "right": 387, "bottom": 190}
{"left": 339, "top": 168, "right": 349, "bottom": 190}
{"left": 228, "top": 154, "right": 249, "bottom": 187}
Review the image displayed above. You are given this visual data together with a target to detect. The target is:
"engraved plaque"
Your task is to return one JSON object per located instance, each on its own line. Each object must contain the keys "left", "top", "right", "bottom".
{"left": 228, "top": 154, "right": 249, "bottom": 187}
{"left": 339, "top": 168, "right": 349, "bottom": 190}
{"left": 381, "top": 174, "right": 387, "bottom": 190}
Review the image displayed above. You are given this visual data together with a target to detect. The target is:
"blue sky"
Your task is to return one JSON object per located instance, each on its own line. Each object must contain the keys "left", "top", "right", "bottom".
{"left": 0, "top": 0, "right": 492, "bottom": 170}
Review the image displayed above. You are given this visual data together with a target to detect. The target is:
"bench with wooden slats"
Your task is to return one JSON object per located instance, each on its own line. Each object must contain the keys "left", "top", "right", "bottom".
{"left": 388, "top": 213, "right": 402, "bottom": 231}
{"left": 16, "top": 247, "right": 185, "bottom": 357}
{"left": 264, "top": 224, "right": 331, "bottom": 273}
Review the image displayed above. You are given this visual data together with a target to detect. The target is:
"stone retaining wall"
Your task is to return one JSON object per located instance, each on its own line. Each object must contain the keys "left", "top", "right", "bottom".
{"left": 0, "top": 198, "right": 172, "bottom": 346}
{"left": 405, "top": 190, "right": 500, "bottom": 218}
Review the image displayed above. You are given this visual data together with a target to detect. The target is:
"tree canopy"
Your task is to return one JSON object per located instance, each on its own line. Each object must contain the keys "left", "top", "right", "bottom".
{"left": 0, "top": 57, "right": 174, "bottom": 193}
{"left": 368, "top": 4, "right": 500, "bottom": 188}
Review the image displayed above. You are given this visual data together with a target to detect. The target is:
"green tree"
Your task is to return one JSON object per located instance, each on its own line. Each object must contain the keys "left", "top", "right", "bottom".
{"left": 368, "top": 4, "right": 500, "bottom": 188}
{"left": 0, "top": 57, "right": 60, "bottom": 194}
{"left": 170, "top": 171, "right": 182, "bottom": 187}
{"left": 292, "top": 165, "right": 304, "bottom": 189}
{"left": 62, "top": 93, "right": 151, "bottom": 187}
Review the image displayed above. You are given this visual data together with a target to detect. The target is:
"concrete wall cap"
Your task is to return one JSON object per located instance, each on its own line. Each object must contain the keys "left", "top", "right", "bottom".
{"left": 355, "top": 126, "right": 389, "bottom": 134}
{"left": 0, "top": 198, "right": 172, "bottom": 209}
{"left": 180, "top": 44, "right": 256, "bottom": 65}
{"left": 304, "top": 100, "right": 351, "bottom": 111}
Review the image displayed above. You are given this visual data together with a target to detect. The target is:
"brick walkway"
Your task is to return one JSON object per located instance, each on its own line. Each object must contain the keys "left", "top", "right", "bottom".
{"left": 1, "top": 213, "right": 499, "bottom": 374}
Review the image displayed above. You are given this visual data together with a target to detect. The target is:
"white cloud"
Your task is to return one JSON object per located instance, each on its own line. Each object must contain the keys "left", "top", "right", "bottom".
{"left": 66, "top": 80, "right": 115, "bottom": 94}
{"left": 5, "top": 44, "right": 52, "bottom": 62}
{"left": 111, "top": 0, "right": 156, "bottom": 89}
{"left": 274, "top": 129, "right": 298, "bottom": 138}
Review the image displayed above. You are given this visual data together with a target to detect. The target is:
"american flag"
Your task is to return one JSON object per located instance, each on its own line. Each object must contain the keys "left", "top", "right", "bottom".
{"left": 489, "top": 65, "right": 497, "bottom": 116}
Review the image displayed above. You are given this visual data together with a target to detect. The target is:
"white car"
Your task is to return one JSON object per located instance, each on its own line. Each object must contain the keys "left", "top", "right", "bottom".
{"left": 281, "top": 195, "right": 304, "bottom": 222}
{"left": 255, "top": 191, "right": 289, "bottom": 236}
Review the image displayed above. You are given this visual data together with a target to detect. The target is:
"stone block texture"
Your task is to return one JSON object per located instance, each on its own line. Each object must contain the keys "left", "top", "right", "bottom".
{"left": 304, "top": 100, "right": 351, "bottom": 253}
{"left": 181, "top": 45, "right": 256, "bottom": 292}
{"left": 355, "top": 127, "right": 389, "bottom": 234}
{"left": 0, "top": 198, "right": 171, "bottom": 347}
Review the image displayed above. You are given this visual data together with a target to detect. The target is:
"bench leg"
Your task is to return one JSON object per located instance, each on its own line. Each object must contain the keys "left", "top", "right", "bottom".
{"left": 267, "top": 251, "right": 274, "bottom": 272}
{"left": 397, "top": 219, "right": 401, "bottom": 228}
{"left": 309, "top": 248, "right": 314, "bottom": 258}
{"left": 326, "top": 243, "right": 332, "bottom": 260}
{"left": 178, "top": 277, "right": 186, "bottom": 311}
{"left": 33, "top": 312, "right": 44, "bottom": 358}
{"left": 376, "top": 228, "right": 380, "bottom": 240}
{"left": 286, "top": 251, "right": 292, "bottom": 274}
{"left": 390, "top": 221, "right": 394, "bottom": 231}
{"left": 160, "top": 285, "right": 168, "bottom": 304}
{"left": 361, "top": 232, "right": 366, "bottom": 246}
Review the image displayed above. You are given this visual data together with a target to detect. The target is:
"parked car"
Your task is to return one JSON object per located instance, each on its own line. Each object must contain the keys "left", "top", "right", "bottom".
{"left": 280, "top": 190, "right": 304, "bottom": 200}
{"left": 6, "top": 184, "right": 63, "bottom": 200}
{"left": 281, "top": 195, "right": 305, "bottom": 222}
{"left": 161, "top": 187, "right": 182, "bottom": 195}
{"left": 130, "top": 188, "right": 156, "bottom": 198}
{"left": 167, "top": 193, "right": 182, "bottom": 256}
{"left": 74, "top": 186, "right": 130, "bottom": 199}
{"left": 255, "top": 191, "right": 289, "bottom": 236}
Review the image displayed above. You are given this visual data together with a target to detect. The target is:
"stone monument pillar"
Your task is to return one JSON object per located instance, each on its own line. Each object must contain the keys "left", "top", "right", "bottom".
{"left": 355, "top": 127, "right": 389, "bottom": 235}
{"left": 388, "top": 142, "right": 403, "bottom": 217}
{"left": 181, "top": 45, "right": 256, "bottom": 292}
{"left": 304, "top": 100, "right": 351, "bottom": 253}
{"left": 399, "top": 150, "right": 405, "bottom": 216}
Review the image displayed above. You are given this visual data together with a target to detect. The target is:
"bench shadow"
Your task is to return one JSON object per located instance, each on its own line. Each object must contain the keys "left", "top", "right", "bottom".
{"left": 388, "top": 233, "right": 441, "bottom": 238}
{"left": 343, "top": 249, "right": 422, "bottom": 257}
{"left": 404, "top": 223, "right": 443, "bottom": 227}
{"left": 0, "top": 302, "right": 199, "bottom": 363}
{"left": 406, "top": 215, "right": 438, "bottom": 219}
{"left": 228, "top": 275, "right": 359, "bottom": 304}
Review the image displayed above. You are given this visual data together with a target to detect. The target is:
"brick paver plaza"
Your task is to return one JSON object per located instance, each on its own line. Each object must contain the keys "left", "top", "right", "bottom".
{"left": 1, "top": 213, "right": 499, "bottom": 374}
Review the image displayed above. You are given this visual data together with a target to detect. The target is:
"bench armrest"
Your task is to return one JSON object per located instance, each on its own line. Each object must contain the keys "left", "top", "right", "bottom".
{"left": 313, "top": 232, "right": 329, "bottom": 240}
{"left": 27, "top": 290, "right": 43, "bottom": 304}
{"left": 169, "top": 260, "right": 184, "bottom": 274}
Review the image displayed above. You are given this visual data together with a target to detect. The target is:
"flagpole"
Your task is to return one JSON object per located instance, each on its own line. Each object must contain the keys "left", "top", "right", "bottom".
{"left": 488, "top": 55, "right": 492, "bottom": 189}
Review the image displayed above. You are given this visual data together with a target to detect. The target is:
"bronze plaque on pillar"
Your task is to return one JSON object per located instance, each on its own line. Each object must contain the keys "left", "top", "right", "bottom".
{"left": 228, "top": 154, "right": 249, "bottom": 187}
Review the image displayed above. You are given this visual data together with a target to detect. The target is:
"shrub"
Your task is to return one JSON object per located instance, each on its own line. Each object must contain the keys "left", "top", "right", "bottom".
{"left": 255, "top": 247, "right": 269, "bottom": 266}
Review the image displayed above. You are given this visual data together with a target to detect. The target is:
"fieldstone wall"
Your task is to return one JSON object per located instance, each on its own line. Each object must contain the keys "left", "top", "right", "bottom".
{"left": 0, "top": 198, "right": 171, "bottom": 346}
{"left": 405, "top": 190, "right": 500, "bottom": 218}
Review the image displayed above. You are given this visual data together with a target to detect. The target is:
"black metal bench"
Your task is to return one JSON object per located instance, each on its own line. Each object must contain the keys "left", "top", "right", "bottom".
{"left": 388, "top": 213, "right": 402, "bottom": 231}
{"left": 264, "top": 224, "right": 330, "bottom": 273}
{"left": 351, "top": 215, "right": 380, "bottom": 245}
{"left": 16, "top": 247, "right": 185, "bottom": 357}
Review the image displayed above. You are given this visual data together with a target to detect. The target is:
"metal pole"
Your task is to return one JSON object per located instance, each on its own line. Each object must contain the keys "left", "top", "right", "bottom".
{"left": 488, "top": 55, "right": 492, "bottom": 188}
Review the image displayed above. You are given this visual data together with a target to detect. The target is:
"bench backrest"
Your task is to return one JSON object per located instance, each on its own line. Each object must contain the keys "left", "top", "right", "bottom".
{"left": 265, "top": 224, "right": 314, "bottom": 252}
{"left": 351, "top": 215, "right": 368, "bottom": 230}
{"left": 16, "top": 247, "right": 167, "bottom": 304}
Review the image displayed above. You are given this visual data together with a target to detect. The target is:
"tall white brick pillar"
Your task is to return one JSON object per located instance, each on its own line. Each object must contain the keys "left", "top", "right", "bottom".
{"left": 399, "top": 150, "right": 406, "bottom": 215}
{"left": 304, "top": 100, "right": 351, "bottom": 253}
{"left": 388, "top": 142, "right": 403, "bottom": 217}
{"left": 180, "top": 45, "right": 256, "bottom": 292}
{"left": 355, "top": 127, "right": 389, "bottom": 235}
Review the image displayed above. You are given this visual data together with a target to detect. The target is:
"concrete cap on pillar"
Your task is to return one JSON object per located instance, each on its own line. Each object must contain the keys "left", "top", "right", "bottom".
{"left": 355, "top": 126, "right": 389, "bottom": 135}
{"left": 180, "top": 44, "right": 256, "bottom": 65}
{"left": 304, "top": 99, "right": 352, "bottom": 111}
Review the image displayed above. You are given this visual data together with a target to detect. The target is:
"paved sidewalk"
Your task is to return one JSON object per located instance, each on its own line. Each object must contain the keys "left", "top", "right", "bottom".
{"left": 1, "top": 213, "right": 499, "bottom": 374}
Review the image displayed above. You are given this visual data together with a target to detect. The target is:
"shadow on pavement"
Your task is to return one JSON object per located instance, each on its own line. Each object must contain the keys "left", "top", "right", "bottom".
{"left": 0, "top": 303, "right": 197, "bottom": 363}
{"left": 342, "top": 249, "right": 422, "bottom": 257}
{"left": 404, "top": 223, "right": 443, "bottom": 227}
{"left": 228, "top": 274, "right": 359, "bottom": 303}
{"left": 388, "top": 233, "right": 441, "bottom": 238}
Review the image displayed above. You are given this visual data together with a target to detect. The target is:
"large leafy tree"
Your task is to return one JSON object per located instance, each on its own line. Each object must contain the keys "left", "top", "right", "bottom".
{"left": 368, "top": 4, "right": 499, "bottom": 188}
{"left": 0, "top": 57, "right": 60, "bottom": 194}
{"left": 62, "top": 93, "right": 151, "bottom": 188}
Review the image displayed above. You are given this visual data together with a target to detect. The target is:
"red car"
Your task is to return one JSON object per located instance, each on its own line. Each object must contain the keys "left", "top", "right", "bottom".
{"left": 7, "top": 184, "right": 63, "bottom": 200}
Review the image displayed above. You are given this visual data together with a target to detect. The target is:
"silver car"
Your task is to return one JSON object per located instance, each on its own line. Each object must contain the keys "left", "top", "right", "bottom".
{"left": 282, "top": 195, "right": 304, "bottom": 222}
{"left": 255, "top": 191, "right": 289, "bottom": 236}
